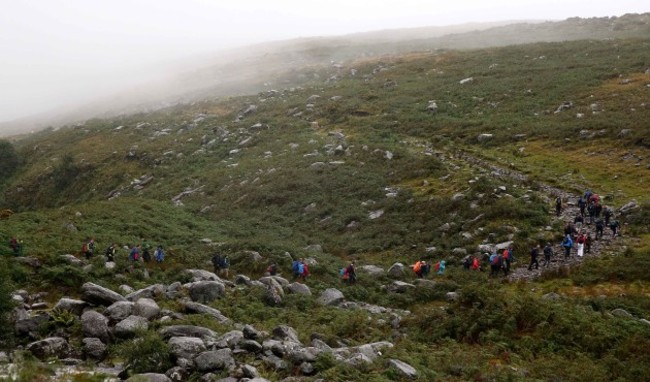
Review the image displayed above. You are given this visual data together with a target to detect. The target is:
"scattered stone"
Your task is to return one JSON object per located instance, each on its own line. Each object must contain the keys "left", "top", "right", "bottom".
{"left": 387, "top": 263, "right": 406, "bottom": 278}
{"left": 26, "top": 337, "right": 70, "bottom": 360}
{"left": 287, "top": 283, "right": 312, "bottom": 296}
{"left": 114, "top": 315, "right": 149, "bottom": 338}
{"left": 168, "top": 336, "right": 207, "bottom": 360}
{"left": 133, "top": 298, "right": 161, "bottom": 320}
{"left": 104, "top": 301, "right": 135, "bottom": 322}
{"left": 611, "top": 308, "right": 633, "bottom": 318}
{"left": 82, "top": 337, "right": 107, "bottom": 360}
{"left": 387, "top": 359, "right": 418, "bottom": 378}
{"left": 181, "top": 300, "right": 230, "bottom": 323}
{"left": 477, "top": 133, "right": 493, "bottom": 142}
{"left": 359, "top": 265, "right": 384, "bottom": 277}
{"left": 189, "top": 281, "right": 225, "bottom": 304}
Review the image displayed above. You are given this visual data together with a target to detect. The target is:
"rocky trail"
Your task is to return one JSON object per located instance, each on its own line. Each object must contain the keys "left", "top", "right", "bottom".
{"left": 454, "top": 151, "right": 629, "bottom": 282}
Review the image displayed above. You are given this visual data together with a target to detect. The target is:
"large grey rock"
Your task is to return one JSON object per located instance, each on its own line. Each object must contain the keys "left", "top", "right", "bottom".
{"left": 82, "top": 337, "right": 107, "bottom": 360}
{"left": 168, "top": 336, "right": 207, "bottom": 360}
{"left": 272, "top": 325, "right": 301, "bottom": 344}
{"left": 359, "top": 265, "right": 384, "bottom": 277}
{"left": 242, "top": 324, "right": 262, "bottom": 340}
{"left": 160, "top": 325, "right": 217, "bottom": 340}
{"left": 495, "top": 241, "right": 513, "bottom": 251}
{"left": 259, "top": 276, "right": 290, "bottom": 289}
{"left": 15, "top": 312, "right": 50, "bottom": 339}
{"left": 287, "top": 346, "right": 322, "bottom": 363}
{"left": 114, "top": 315, "right": 149, "bottom": 338}
{"left": 104, "top": 301, "right": 135, "bottom": 322}
{"left": 261, "top": 354, "right": 287, "bottom": 371}
{"left": 193, "top": 348, "right": 235, "bottom": 372}
{"left": 215, "top": 330, "right": 244, "bottom": 349}
{"left": 611, "top": 308, "right": 633, "bottom": 318}
{"left": 619, "top": 200, "right": 639, "bottom": 214}
{"left": 126, "top": 374, "right": 171, "bottom": 382}
{"left": 317, "top": 288, "right": 344, "bottom": 306}
{"left": 239, "top": 339, "right": 263, "bottom": 353}
{"left": 189, "top": 281, "right": 225, "bottom": 303}
{"left": 386, "top": 281, "right": 416, "bottom": 293}
{"left": 26, "top": 337, "right": 70, "bottom": 360}
{"left": 59, "top": 254, "right": 83, "bottom": 266}
{"left": 186, "top": 269, "right": 220, "bottom": 282}
{"left": 264, "top": 281, "right": 283, "bottom": 306}
{"left": 53, "top": 298, "right": 87, "bottom": 316}
{"left": 241, "top": 364, "right": 259, "bottom": 378}
{"left": 133, "top": 298, "right": 161, "bottom": 320}
{"left": 126, "top": 284, "right": 165, "bottom": 301}
{"left": 181, "top": 300, "right": 230, "bottom": 323}
{"left": 81, "top": 282, "right": 125, "bottom": 306}
{"left": 387, "top": 263, "right": 405, "bottom": 278}
{"left": 388, "top": 359, "right": 418, "bottom": 378}
{"left": 287, "top": 282, "right": 312, "bottom": 295}
{"left": 81, "top": 310, "right": 110, "bottom": 342}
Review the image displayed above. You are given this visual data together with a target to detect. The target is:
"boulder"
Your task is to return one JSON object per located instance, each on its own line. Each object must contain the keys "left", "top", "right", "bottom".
{"left": 59, "top": 254, "right": 83, "bottom": 266}
{"left": 114, "top": 315, "right": 149, "bottom": 338}
{"left": 259, "top": 276, "right": 290, "bottom": 289}
{"left": 14, "top": 257, "right": 41, "bottom": 268}
{"left": 186, "top": 269, "right": 220, "bottom": 282}
{"left": 242, "top": 364, "right": 259, "bottom": 378}
{"left": 477, "top": 133, "right": 493, "bottom": 142}
{"left": 133, "top": 298, "right": 161, "bottom": 320}
{"left": 317, "top": 288, "right": 344, "bottom": 306}
{"left": 611, "top": 308, "right": 633, "bottom": 318}
{"left": 126, "top": 374, "right": 171, "bottom": 382}
{"left": 181, "top": 300, "right": 230, "bottom": 323}
{"left": 81, "top": 310, "right": 110, "bottom": 342}
{"left": 193, "top": 348, "right": 235, "bottom": 372}
{"left": 82, "top": 337, "right": 107, "bottom": 360}
{"left": 359, "top": 265, "right": 384, "bottom": 277}
{"left": 81, "top": 282, "right": 125, "bottom": 306}
{"left": 240, "top": 339, "right": 263, "bottom": 353}
{"left": 15, "top": 312, "right": 50, "bottom": 340}
{"left": 53, "top": 298, "right": 87, "bottom": 316}
{"left": 619, "top": 200, "right": 639, "bottom": 214}
{"left": 243, "top": 324, "right": 262, "bottom": 340}
{"left": 287, "top": 282, "right": 312, "bottom": 296}
{"left": 126, "top": 284, "right": 165, "bottom": 301}
{"left": 159, "top": 325, "right": 217, "bottom": 340}
{"left": 264, "top": 283, "right": 283, "bottom": 307}
{"left": 215, "top": 330, "right": 244, "bottom": 349}
{"left": 26, "top": 337, "right": 70, "bottom": 360}
{"left": 446, "top": 292, "right": 460, "bottom": 302}
{"left": 189, "top": 281, "right": 225, "bottom": 303}
{"left": 168, "top": 336, "right": 206, "bottom": 360}
{"left": 272, "top": 325, "right": 301, "bottom": 344}
{"left": 387, "top": 263, "right": 405, "bottom": 278}
{"left": 104, "top": 301, "right": 135, "bottom": 322}
{"left": 386, "top": 281, "right": 416, "bottom": 293}
{"left": 388, "top": 359, "right": 418, "bottom": 378}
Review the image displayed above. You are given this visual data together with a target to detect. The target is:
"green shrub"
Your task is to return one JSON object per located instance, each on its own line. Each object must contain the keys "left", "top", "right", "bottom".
{"left": 113, "top": 330, "right": 173, "bottom": 375}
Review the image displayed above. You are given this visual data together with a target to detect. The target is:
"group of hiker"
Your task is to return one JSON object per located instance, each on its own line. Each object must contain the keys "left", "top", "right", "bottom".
{"left": 412, "top": 259, "right": 446, "bottom": 278}
{"left": 80, "top": 238, "right": 166, "bottom": 263}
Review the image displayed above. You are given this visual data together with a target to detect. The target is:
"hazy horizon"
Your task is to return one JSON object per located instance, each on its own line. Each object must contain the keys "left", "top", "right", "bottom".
{"left": 1, "top": 0, "right": 647, "bottom": 125}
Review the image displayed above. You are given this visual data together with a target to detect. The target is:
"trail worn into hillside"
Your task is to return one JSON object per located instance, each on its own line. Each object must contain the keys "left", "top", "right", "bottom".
{"left": 455, "top": 151, "right": 625, "bottom": 282}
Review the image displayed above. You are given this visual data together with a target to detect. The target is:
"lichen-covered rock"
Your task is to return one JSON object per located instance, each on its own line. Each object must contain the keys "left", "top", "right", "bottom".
{"left": 193, "top": 348, "right": 235, "bottom": 372}
{"left": 114, "top": 315, "right": 148, "bottom": 338}
{"left": 133, "top": 298, "right": 161, "bottom": 320}
{"left": 188, "top": 281, "right": 225, "bottom": 304}
{"left": 81, "top": 310, "right": 110, "bottom": 342}
{"left": 168, "top": 336, "right": 206, "bottom": 360}
{"left": 316, "top": 288, "right": 344, "bottom": 306}
{"left": 26, "top": 337, "right": 70, "bottom": 360}
{"left": 81, "top": 282, "right": 125, "bottom": 306}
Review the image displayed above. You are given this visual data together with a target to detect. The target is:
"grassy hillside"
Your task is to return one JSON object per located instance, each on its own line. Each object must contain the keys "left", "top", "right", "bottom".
{"left": 0, "top": 36, "right": 649, "bottom": 381}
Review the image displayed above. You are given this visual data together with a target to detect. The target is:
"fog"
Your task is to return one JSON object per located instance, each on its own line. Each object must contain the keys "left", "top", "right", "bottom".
{"left": 1, "top": 0, "right": 647, "bottom": 130}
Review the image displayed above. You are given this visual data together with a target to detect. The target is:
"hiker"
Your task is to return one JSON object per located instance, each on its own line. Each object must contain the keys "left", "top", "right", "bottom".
{"left": 489, "top": 253, "right": 502, "bottom": 277}
{"left": 436, "top": 260, "right": 446, "bottom": 275}
{"left": 211, "top": 252, "right": 223, "bottom": 274}
{"left": 413, "top": 260, "right": 427, "bottom": 278}
{"left": 585, "top": 233, "right": 592, "bottom": 254}
{"left": 578, "top": 197, "right": 587, "bottom": 217}
{"left": 154, "top": 245, "right": 165, "bottom": 262}
{"left": 574, "top": 214, "right": 584, "bottom": 225}
{"left": 587, "top": 203, "right": 596, "bottom": 225}
{"left": 129, "top": 245, "right": 141, "bottom": 261}
{"left": 471, "top": 256, "right": 480, "bottom": 271}
{"left": 345, "top": 261, "right": 357, "bottom": 285}
{"left": 421, "top": 261, "right": 431, "bottom": 277}
{"left": 609, "top": 220, "right": 620, "bottom": 238}
{"left": 564, "top": 223, "right": 577, "bottom": 239}
{"left": 528, "top": 244, "right": 540, "bottom": 271}
{"left": 593, "top": 202, "right": 602, "bottom": 220}
{"left": 584, "top": 190, "right": 593, "bottom": 207}
{"left": 603, "top": 206, "right": 612, "bottom": 226}
{"left": 543, "top": 242, "right": 553, "bottom": 267}
{"left": 555, "top": 196, "right": 562, "bottom": 217}
{"left": 82, "top": 238, "right": 95, "bottom": 259}
{"left": 595, "top": 219, "right": 604, "bottom": 240}
{"left": 142, "top": 241, "right": 152, "bottom": 262}
{"left": 576, "top": 232, "right": 586, "bottom": 257}
{"left": 104, "top": 243, "right": 117, "bottom": 262}
{"left": 561, "top": 234, "right": 573, "bottom": 259}
{"left": 267, "top": 263, "right": 278, "bottom": 276}
{"left": 298, "top": 259, "right": 309, "bottom": 281}
{"left": 292, "top": 257, "right": 303, "bottom": 279}
{"left": 503, "top": 247, "right": 514, "bottom": 275}
{"left": 462, "top": 256, "right": 472, "bottom": 270}
{"left": 9, "top": 237, "right": 22, "bottom": 256}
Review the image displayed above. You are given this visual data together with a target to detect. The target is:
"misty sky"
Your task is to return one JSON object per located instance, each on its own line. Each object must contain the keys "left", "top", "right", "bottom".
{"left": 0, "top": 0, "right": 647, "bottom": 123}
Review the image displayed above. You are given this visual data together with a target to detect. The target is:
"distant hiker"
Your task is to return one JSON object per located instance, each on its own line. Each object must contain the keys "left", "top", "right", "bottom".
{"left": 609, "top": 220, "right": 620, "bottom": 238}
{"left": 585, "top": 233, "right": 592, "bottom": 254}
{"left": 564, "top": 223, "right": 577, "bottom": 238}
{"left": 292, "top": 258, "right": 302, "bottom": 279}
{"left": 104, "top": 243, "right": 117, "bottom": 262}
{"left": 561, "top": 234, "right": 573, "bottom": 259}
{"left": 463, "top": 256, "right": 472, "bottom": 270}
{"left": 219, "top": 255, "right": 230, "bottom": 278}
{"left": 578, "top": 197, "right": 587, "bottom": 217}
{"left": 267, "top": 263, "right": 278, "bottom": 276}
{"left": 555, "top": 196, "right": 562, "bottom": 217}
{"left": 489, "top": 253, "right": 502, "bottom": 277}
{"left": 129, "top": 245, "right": 140, "bottom": 261}
{"left": 584, "top": 190, "right": 593, "bottom": 207}
{"left": 212, "top": 252, "right": 223, "bottom": 274}
{"left": 593, "top": 202, "right": 602, "bottom": 219}
{"left": 436, "top": 260, "right": 446, "bottom": 275}
{"left": 345, "top": 261, "right": 357, "bottom": 285}
{"left": 587, "top": 203, "right": 596, "bottom": 225}
{"left": 503, "top": 247, "right": 514, "bottom": 275}
{"left": 595, "top": 219, "right": 604, "bottom": 240}
{"left": 576, "top": 232, "right": 586, "bottom": 257}
{"left": 543, "top": 242, "right": 553, "bottom": 267}
{"left": 82, "top": 238, "right": 95, "bottom": 259}
{"left": 528, "top": 244, "right": 540, "bottom": 271}
{"left": 471, "top": 256, "right": 480, "bottom": 271}
{"left": 413, "top": 260, "right": 426, "bottom": 278}
{"left": 9, "top": 237, "right": 22, "bottom": 256}
{"left": 603, "top": 207, "right": 612, "bottom": 226}
{"left": 589, "top": 193, "right": 600, "bottom": 207}
{"left": 574, "top": 215, "right": 584, "bottom": 225}
{"left": 154, "top": 245, "right": 165, "bottom": 262}
{"left": 142, "top": 241, "right": 152, "bottom": 262}
{"left": 421, "top": 261, "right": 431, "bottom": 277}
{"left": 297, "top": 259, "right": 309, "bottom": 281}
